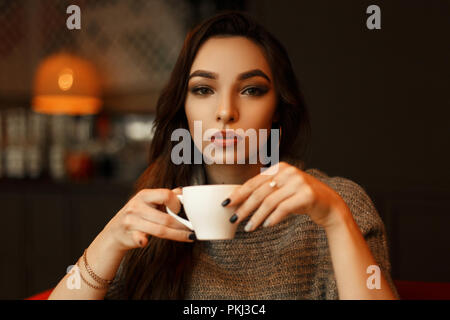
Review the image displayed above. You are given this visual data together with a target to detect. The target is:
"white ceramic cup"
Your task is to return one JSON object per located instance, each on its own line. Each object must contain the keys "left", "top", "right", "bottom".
{"left": 166, "top": 184, "right": 240, "bottom": 240}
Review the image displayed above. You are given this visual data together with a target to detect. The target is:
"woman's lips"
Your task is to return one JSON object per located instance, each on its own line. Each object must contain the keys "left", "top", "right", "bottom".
{"left": 210, "top": 130, "right": 243, "bottom": 147}
{"left": 211, "top": 136, "right": 239, "bottom": 147}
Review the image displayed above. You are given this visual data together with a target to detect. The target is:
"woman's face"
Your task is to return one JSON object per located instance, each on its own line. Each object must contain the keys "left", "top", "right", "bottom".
{"left": 185, "top": 36, "right": 278, "bottom": 164}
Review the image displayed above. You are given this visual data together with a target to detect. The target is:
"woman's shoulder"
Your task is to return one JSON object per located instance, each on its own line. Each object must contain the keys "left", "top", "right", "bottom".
{"left": 283, "top": 157, "right": 368, "bottom": 195}
{"left": 281, "top": 158, "right": 374, "bottom": 208}
{"left": 305, "top": 168, "right": 366, "bottom": 196}
{"left": 304, "top": 167, "right": 370, "bottom": 204}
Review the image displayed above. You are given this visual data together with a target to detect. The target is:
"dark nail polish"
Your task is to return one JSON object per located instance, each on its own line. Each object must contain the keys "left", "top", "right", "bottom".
{"left": 221, "top": 198, "right": 231, "bottom": 207}
{"left": 189, "top": 233, "right": 196, "bottom": 241}
{"left": 229, "top": 214, "right": 238, "bottom": 223}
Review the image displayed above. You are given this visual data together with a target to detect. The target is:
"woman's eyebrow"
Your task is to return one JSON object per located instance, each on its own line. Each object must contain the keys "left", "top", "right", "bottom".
{"left": 188, "top": 70, "right": 218, "bottom": 80}
{"left": 237, "top": 69, "right": 271, "bottom": 83}
{"left": 188, "top": 69, "right": 271, "bottom": 83}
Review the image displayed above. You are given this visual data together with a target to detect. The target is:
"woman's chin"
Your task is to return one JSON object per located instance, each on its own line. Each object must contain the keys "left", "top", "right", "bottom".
{"left": 202, "top": 149, "right": 249, "bottom": 165}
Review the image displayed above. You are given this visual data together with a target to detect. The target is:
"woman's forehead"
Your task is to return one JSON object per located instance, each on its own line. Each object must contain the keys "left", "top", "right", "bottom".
{"left": 190, "top": 36, "right": 273, "bottom": 80}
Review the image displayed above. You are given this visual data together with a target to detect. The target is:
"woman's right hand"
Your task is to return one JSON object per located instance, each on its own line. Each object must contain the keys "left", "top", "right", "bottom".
{"left": 101, "top": 188, "right": 194, "bottom": 252}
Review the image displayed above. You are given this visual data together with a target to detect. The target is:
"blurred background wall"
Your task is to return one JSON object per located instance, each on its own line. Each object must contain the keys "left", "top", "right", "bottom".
{"left": 0, "top": 0, "right": 449, "bottom": 299}
{"left": 248, "top": 0, "right": 450, "bottom": 287}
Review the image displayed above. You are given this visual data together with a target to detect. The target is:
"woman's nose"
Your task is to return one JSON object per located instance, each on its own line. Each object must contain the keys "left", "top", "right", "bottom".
{"left": 215, "top": 102, "right": 239, "bottom": 123}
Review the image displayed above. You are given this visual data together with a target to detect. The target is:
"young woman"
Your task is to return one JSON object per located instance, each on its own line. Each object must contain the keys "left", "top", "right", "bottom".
{"left": 49, "top": 11, "right": 398, "bottom": 300}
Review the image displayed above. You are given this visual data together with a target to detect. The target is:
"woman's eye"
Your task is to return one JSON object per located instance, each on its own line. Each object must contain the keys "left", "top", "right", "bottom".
{"left": 191, "top": 87, "right": 214, "bottom": 96}
{"left": 242, "top": 86, "right": 268, "bottom": 96}
{"left": 190, "top": 86, "right": 268, "bottom": 96}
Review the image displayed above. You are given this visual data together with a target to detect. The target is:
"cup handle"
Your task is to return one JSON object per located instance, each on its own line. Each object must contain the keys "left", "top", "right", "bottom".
{"left": 166, "top": 194, "right": 194, "bottom": 231}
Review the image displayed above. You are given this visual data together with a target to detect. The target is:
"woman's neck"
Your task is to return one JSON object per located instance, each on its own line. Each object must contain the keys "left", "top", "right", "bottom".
{"left": 204, "top": 163, "right": 263, "bottom": 185}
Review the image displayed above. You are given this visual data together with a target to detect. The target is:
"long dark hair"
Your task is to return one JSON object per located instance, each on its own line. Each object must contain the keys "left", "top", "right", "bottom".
{"left": 117, "top": 10, "right": 311, "bottom": 299}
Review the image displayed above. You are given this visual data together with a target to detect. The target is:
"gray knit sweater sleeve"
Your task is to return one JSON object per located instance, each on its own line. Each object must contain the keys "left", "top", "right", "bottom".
{"left": 104, "top": 257, "right": 126, "bottom": 300}
{"left": 307, "top": 169, "right": 399, "bottom": 299}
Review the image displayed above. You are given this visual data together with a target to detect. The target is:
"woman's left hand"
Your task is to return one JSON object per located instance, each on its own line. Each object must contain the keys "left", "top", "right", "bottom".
{"left": 223, "top": 162, "right": 351, "bottom": 232}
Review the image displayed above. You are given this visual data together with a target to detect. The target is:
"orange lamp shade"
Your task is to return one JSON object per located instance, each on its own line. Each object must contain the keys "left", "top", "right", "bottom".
{"left": 32, "top": 53, "right": 102, "bottom": 115}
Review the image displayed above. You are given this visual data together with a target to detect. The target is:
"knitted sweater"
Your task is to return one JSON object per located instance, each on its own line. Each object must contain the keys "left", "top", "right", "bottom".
{"left": 105, "top": 160, "right": 399, "bottom": 299}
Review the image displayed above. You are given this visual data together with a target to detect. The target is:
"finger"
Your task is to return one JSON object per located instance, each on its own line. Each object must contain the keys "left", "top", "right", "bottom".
{"left": 228, "top": 165, "right": 297, "bottom": 225}
{"left": 222, "top": 171, "right": 272, "bottom": 208}
{"left": 137, "top": 188, "right": 181, "bottom": 216}
{"left": 243, "top": 184, "right": 296, "bottom": 232}
{"left": 230, "top": 179, "right": 280, "bottom": 225}
{"left": 171, "top": 187, "right": 182, "bottom": 195}
{"left": 135, "top": 203, "right": 191, "bottom": 231}
{"left": 129, "top": 230, "right": 150, "bottom": 248}
{"left": 222, "top": 162, "right": 293, "bottom": 208}
{"left": 263, "top": 190, "right": 312, "bottom": 227}
{"left": 260, "top": 161, "right": 283, "bottom": 176}
{"left": 126, "top": 214, "right": 194, "bottom": 243}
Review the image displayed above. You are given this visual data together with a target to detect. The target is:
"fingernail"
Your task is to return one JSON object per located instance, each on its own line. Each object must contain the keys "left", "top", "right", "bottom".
{"left": 244, "top": 221, "right": 253, "bottom": 232}
{"left": 221, "top": 198, "right": 231, "bottom": 207}
{"left": 229, "top": 214, "right": 238, "bottom": 223}
{"left": 189, "top": 233, "right": 196, "bottom": 241}
{"left": 263, "top": 219, "right": 270, "bottom": 228}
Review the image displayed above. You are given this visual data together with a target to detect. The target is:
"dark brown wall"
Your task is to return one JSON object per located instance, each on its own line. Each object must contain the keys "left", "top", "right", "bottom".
{"left": 247, "top": 0, "right": 450, "bottom": 282}
{"left": 248, "top": 0, "right": 450, "bottom": 187}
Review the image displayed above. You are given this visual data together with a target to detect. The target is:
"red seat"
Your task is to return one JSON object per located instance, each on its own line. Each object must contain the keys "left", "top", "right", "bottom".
{"left": 25, "top": 288, "right": 53, "bottom": 300}
{"left": 394, "top": 280, "right": 450, "bottom": 300}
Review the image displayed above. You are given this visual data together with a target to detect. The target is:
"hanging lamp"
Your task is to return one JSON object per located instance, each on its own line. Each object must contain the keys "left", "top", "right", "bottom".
{"left": 32, "top": 53, "right": 102, "bottom": 115}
